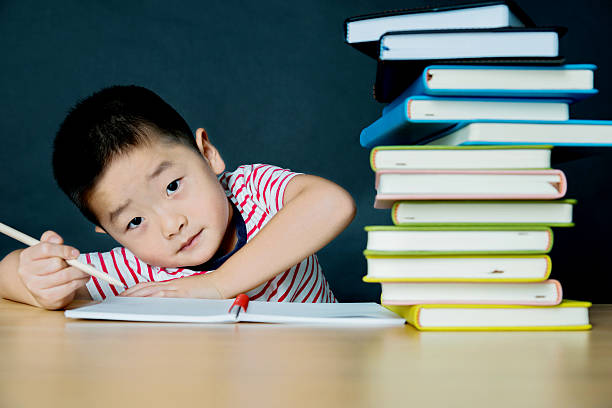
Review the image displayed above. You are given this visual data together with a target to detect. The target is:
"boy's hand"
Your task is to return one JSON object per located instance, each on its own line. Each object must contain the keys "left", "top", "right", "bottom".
{"left": 119, "top": 274, "right": 223, "bottom": 299}
{"left": 17, "top": 230, "right": 91, "bottom": 310}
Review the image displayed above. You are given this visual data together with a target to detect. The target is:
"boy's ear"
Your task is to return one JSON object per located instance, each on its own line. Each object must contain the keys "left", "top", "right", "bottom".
{"left": 95, "top": 226, "right": 107, "bottom": 234}
{"left": 195, "top": 128, "right": 225, "bottom": 175}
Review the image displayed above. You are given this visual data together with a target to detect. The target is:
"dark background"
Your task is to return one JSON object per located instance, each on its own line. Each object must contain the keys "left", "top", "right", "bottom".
{"left": 1, "top": 0, "right": 611, "bottom": 302}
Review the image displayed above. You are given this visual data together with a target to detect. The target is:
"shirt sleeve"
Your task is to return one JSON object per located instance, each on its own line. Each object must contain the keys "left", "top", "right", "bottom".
{"left": 243, "top": 164, "right": 302, "bottom": 217}
{"left": 77, "top": 247, "right": 152, "bottom": 301}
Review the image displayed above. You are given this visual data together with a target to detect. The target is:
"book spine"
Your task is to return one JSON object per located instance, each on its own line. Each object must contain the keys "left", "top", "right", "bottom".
{"left": 383, "top": 72, "right": 428, "bottom": 115}
{"left": 360, "top": 100, "right": 409, "bottom": 147}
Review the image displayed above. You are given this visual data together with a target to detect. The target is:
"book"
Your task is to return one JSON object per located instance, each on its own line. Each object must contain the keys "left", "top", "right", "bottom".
{"left": 391, "top": 199, "right": 575, "bottom": 226}
{"left": 386, "top": 300, "right": 592, "bottom": 330}
{"left": 64, "top": 295, "right": 406, "bottom": 326}
{"left": 374, "top": 169, "right": 567, "bottom": 208}
{"left": 360, "top": 96, "right": 569, "bottom": 148}
{"left": 364, "top": 254, "right": 551, "bottom": 282}
{"left": 344, "top": 1, "right": 534, "bottom": 59}
{"left": 364, "top": 226, "right": 553, "bottom": 255}
{"left": 374, "top": 57, "right": 567, "bottom": 103}
{"left": 378, "top": 27, "right": 564, "bottom": 61}
{"left": 370, "top": 145, "right": 552, "bottom": 171}
{"left": 379, "top": 279, "right": 562, "bottom": 305}
{"left": 383, "top": 64, "right": 597, "bottom": 114}
{"left": 427, "top": 120, "right": 612, "bottom": 147}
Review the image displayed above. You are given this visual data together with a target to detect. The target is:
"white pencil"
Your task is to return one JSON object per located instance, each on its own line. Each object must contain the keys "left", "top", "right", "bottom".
{"left": 0, "top": 222, "right": 125, "bottom": 288}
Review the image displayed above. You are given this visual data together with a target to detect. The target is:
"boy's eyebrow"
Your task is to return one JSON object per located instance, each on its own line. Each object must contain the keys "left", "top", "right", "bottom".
{"left": 109, "top": 200, "right": 132, "bottom": 226}
{"left": 108, "top": 161, "right": 174, "bottom": 226}
{"left": 147, "top": 160, "right": 174, "bottom": 181}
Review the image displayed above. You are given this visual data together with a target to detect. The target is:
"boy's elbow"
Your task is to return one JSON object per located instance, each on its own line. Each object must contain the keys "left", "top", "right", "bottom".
{"left": 333, "top": 187, "right": 357, "bottom": 227}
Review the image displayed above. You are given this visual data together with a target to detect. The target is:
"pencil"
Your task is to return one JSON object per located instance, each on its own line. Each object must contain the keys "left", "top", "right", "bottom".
{"left": 0, "top": 222, "right": 126, "bottom": 288}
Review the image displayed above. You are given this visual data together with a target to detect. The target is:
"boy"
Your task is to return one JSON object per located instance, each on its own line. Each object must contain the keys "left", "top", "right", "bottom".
{"left": 0, "top": 85, "right": 356, "bottom": 310}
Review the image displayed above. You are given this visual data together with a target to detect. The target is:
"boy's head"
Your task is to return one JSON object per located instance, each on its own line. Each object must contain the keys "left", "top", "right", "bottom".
{"left": 53, "top": 85, "right": 236, "bottom": 267}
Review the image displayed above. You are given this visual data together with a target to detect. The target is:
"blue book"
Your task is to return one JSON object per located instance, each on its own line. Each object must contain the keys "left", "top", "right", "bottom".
{"left": 383, "top": 64, "right": 597, "bottom": 115}
{"left": 426, "top": 120, "right": 612, "bottom": 147}
{"left": 360, "top": 96, "right": 570, "bottom": 148}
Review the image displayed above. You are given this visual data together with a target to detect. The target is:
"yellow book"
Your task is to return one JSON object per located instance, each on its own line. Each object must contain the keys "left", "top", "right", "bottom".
{"left": 385, "top": 300, "right": 592, "bottom": 331}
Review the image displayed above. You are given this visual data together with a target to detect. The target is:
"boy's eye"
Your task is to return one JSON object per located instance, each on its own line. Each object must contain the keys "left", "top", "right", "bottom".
{"left": 127, "top": 217, "right": 143, "bottom": 230}
{"left": 167, "top": 179, "right": 181, "bottom": 195}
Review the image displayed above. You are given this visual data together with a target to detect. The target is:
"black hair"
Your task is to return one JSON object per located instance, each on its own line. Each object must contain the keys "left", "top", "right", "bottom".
{"left": 52, "top": 85, "right": 200, "bottom": 226}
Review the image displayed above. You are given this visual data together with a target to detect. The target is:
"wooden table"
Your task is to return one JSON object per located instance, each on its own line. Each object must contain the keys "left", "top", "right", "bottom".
{"left": 1, "top": 299, "right": 611, "bottom": 408}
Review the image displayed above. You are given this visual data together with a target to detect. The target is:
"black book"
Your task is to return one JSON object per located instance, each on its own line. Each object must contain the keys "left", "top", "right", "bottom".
{"left": 344, "top": 0, "right": 535, "bottom": 59}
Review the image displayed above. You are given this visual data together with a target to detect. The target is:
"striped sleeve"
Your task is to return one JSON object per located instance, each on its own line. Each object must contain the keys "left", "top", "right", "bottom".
{"left": 78, "top": 247, "right": 151, "bottom": 301}
{"left": 243, "top": 164, "right": 302, "bottom": 217}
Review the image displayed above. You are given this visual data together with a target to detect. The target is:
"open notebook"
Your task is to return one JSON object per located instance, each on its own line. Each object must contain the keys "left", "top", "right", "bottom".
{"left": 64, "top": 295, "right": 406, "bottom": 326}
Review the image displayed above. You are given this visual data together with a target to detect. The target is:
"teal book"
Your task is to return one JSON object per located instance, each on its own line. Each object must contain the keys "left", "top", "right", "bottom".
{"left": 359, "top": 96, "right": 569, "bottom": 148}
{"left": 382, "top": 64, "right": 597, "bottom": 114}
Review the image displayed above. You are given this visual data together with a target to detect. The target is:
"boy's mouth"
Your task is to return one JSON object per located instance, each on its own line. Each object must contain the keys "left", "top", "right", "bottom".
{"left": 179, "top": 229, "right": 203, "bottom": 252}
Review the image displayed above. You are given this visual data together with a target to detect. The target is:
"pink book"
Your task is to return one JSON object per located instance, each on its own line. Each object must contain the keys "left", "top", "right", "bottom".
{"left": 374, "top": 169, "right": 567, "bottom": 209}
{"left": 380, "top": 279, "right": 563, "bottom": 306}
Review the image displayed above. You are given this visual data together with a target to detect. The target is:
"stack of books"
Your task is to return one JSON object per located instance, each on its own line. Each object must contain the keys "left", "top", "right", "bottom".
{"left": 344, "top": 1, "right": 596, "bottom": 331}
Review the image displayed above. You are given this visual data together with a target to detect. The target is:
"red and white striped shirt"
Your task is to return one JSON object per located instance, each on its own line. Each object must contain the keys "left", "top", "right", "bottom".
{"left": 79, "top": 164, "right": 337, "bottom": 303}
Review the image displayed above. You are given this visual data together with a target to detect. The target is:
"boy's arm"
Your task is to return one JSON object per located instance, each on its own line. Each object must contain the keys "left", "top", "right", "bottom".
{"left": 120, "top": 174, "right": 356, "bottom": 299}
{"left": 211, "top": 174, "right": 356, "bottom": 298}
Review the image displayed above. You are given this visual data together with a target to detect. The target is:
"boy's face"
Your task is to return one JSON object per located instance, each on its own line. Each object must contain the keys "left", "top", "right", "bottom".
{"left": 87, "top": 128, "right": 235, "bottom": 268}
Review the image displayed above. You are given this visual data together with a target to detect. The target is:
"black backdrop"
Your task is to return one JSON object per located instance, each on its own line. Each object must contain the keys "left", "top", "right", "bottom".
{"left": 1, "top": 0, "right": 612, "bottom": 302}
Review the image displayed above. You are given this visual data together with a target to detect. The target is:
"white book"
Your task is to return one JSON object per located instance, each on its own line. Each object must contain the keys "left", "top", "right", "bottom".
{"left": 65, "top": 296, "right": 406, "bottom": 326}
{"left": 370, "top": 146, "right": 552, "bottom": 170}
{"left": 391, "top": 200, "right": 575, "bottom": 225}
{"left": 364, "top": 226, "right": 553, "bottom": 254}
{"left": 429, "top": 120, "right": 612, "bottom": 146}
{"left": 364, "top": 255, "right": 551, "bottom": 282}
{"left": 380, "top": 280, "right": 562, "bottom": 305}
{"left": 379, "top": 29, "right": 560, "bottom": 60}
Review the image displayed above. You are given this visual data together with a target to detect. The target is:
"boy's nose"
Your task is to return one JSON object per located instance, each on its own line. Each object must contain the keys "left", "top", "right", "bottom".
{"left": 160, "top": 213, "right": 187, "bottom": 239}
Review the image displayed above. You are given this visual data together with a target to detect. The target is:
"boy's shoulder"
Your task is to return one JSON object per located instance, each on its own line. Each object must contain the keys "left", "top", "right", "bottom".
{"left": 220, "top": 163, "right": 299, "bottom": 189}
{"left": 220, "top": 163, "right": 301, "bottom": 215}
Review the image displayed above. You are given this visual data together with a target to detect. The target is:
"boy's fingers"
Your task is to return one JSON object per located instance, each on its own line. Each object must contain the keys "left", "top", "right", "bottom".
{"left": 25, "top": 242, "right": 80, "bottom": 262}
{"left": 40, "top": 230, "right": 63, "bottom": 244}
{"left": 36, "top": 278, "right": 88, "bottom": 309}
{"left": 35, "top": 266, "right": 91, "bottom": 289}
{"left": 26, "top": 257, "right": 68, "bottom": 276}
{"left": 119, "top": 282, "right": 162, "bottom": 297}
